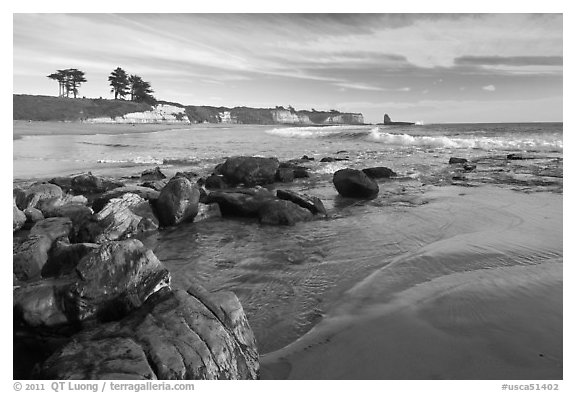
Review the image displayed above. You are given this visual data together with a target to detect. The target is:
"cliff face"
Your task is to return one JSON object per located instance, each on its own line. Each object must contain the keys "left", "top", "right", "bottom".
{"left": 13, "top": 95, "right": 365, "bottom": 125}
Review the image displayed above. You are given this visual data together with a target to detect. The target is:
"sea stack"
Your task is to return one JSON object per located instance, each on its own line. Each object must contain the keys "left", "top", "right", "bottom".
{"left": 382, "top": 114, "right": 415, "bottom": 126}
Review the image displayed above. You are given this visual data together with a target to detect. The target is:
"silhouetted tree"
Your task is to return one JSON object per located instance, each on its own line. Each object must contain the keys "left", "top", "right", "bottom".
{"left": 47, "top": 68, "right": 86, "bottom": 98}
{"left": 129, "top": 74, "right": 156, "bottom": 104}
{"left": 108, "top": 67, "right": 130, "bottom": 100}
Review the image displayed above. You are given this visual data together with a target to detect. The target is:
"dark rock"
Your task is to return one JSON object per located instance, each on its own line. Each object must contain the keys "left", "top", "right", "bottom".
{"left": 14, "top": 204, "right": 27, "bottom": 232}
{"left": 13, "top": 235, "right": 54, "bottom": 281}
{"left": 258, "top": 199, "right": 313, "bottom": 226}
{"left": 278, "top": 162, "right": 310, "bottom": 178}
{"left": 30, "top": 217, "right": 73, "bottom": 242}
{"left": 507, "top": 153, "right": 524, "bottom": 160}
{"left": 362, "top": 167, "right": 397, "bottom": 179}
{"left": 36, "top": 285, "right": 258, "bottom": 380}
{"left": 174, "top": 171, "right": 200, "bottom": 181}
{"left": 47, "top": 204, "right": 93, "bottom": 241}
{"left": 139, "top": 179, "right": 168, "bottom": 191}
{"left": 293, "top": 167, "right": 310, "bottom": 178}
{"left": 333, "top": 168, "right": 379, "bottom": 198}
{"left": 206, "top": 189, "right": 275, "bottom": 217}
{"left": 16, "top": 183, "right": 63, "bottom": 210}
{"left": 140, "top": 166, "right": 166, "bottom": 181}
{"left": 79, "top": 193, "right": 155, "bottom": 243}
{"left": 219, "top": 156, "right": 280, "bottom": 186}
{"left": 155, "top": 177, "right": 200, "bottom": 227}
{"left": 383, "top": 114, "right": 415, "bottom": 125}
{"left": 321, "top": 157, "right": 348, "bottom": 163}
{"left": 196, "top": 203, "right": 222, "bottom": 221}
{"left": 48, "top": 177, "right": 73, "bottom": 193}
{"left": 463, "top": 163, "right": 477, "bottom": 171}
{"left": 70, "top": 172, "right": 123, "bottom": 195}
{"left": 92, "top": 186, "right": 160, "bottom": 213}
{"left": 449, "top": 157, "right": 468, "bottom": 164}
{"left": 43, "top": 240, "right": 100, "bottom": 277}
{"left": 275, "top": 168, "right": 295, "bottom": 183}
{"left": 276, "top": 189, "right": 327, "bottom": 216}
{"left": 301, "top": 155, "right": 314, "bottom": 161}
{"left": 205, "top": 174, "right": 228, "bottom": 190}
{"left": 24, "top": 207, "right": 44, "bottom": 224}
{"left": 14, "top": 239, "right": 171, "bottom": 329}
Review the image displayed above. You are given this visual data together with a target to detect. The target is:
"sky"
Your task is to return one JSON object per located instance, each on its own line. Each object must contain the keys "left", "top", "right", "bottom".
{"left": 13, "top": 13, "right": 563, "bottom": 123}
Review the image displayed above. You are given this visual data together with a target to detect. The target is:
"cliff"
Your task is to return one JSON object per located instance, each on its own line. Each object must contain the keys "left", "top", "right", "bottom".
{"left": 13, "top": 95, "right": 364, "bottom": 125}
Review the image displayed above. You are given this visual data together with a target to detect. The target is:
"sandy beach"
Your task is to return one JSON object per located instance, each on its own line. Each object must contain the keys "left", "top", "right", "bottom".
{"left": 261, "top": 186, "right": 563, "bottom": 379}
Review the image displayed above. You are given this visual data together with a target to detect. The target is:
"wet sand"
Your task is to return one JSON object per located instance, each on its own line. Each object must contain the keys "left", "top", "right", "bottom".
{"left": 261, "top": 186, "right": 563, "bottom": 379}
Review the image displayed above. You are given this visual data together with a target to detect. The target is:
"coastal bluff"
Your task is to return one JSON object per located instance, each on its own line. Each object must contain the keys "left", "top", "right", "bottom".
{"left": 13, "top": 94, "right": 364, "bottom": 125}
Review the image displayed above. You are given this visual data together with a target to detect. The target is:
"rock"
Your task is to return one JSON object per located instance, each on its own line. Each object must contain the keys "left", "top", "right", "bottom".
{"left": 321, "top": 157, "right": 348, "bottom": 163}
{"left": 70, "top": 172, "right": 123, "bottom": 195}
{"left": 204, "top": 174, "right": 228, "bottom": 190}
{"left": 301, "top": 155, "right": 314, "bottom": 161}
{"left": 47, "top": 204, "right": 93, "bottom": 241}
{"left": 275, "top": 168, "right": 295, "bottom": 183}
{"left": 362, "top": 166, "right": 397, "bottom": 179}
{"left": 14, "top": 239, "right": 171, "bottom": 329}
{"left": 463, "top": 163, "right": 477, "bottom": 171}
{"left": 14, "top": 204, "right": 27, "bottom": 232}
{"left": 218, "top": 156, "right": 280, "bottom": 186}
{"left": 333, "top": 168, "right": 379, "bottom": 198}
{"left": 174, "top": 171, "right": 199, "bottom": 181}
{"left": 36, "top": 285, "right": 258, "bottom": 380}
{"left": 140, "top": 166, "right": 166, "bottom": 181}
{"left": 48, "top": 177, "right": 74, "bottom": 193}
{"left": 293, "top": 167, "right": 310, "bottom": 178}
{"left": 507, "top": 153, "right": 525, "bottom": 160}
{"left": 16, "top": 183, "right": 63, "bottom": 210}
{"left": 24, "top": 207, "right": 44, "bottom": 224}
{"left": 80, "top": 193, "right": 155, "bottom": 243}
{"left": 155, "top": 177, "right": 200, "bottom": 227}
{"left": 449, "top": 157, "right": 468, "bottom": 164}
{"left": 196, "top": 203, "right": 221, "bottom": 221}
{"left": 276, "top": 189, "right": 327, "bottom": 216}
{"left": 13, "top": 235, "right": 54, "bottom": 281}
{"left": 92, "top": 186, "right": 160, "bottom": 213}
{"left": 139, "top": 179, "right": 168, "bottom": 191}
{"left": 278, "top": 162, "right": 310, "bottom": 178}
{"left": 206, "top": 189, "right": 275, "bottom": 217}
{"left": 258, "top": 200, "right": 313, "bottom": 226}
{"left": 30, "top": 217, "right": 73, "bottom": 242}
{"left": 43, "top": 240, "right": 100, "bottom": 277}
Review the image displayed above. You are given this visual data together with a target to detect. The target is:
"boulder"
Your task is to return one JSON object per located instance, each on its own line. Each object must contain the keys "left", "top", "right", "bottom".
{"left": 92, "top": 186, "right": 160, "bottom": 213}
{"left": 36, "top": 285, "right": 258, "bottom": 380}
{"left": 206, "top": 189, "right": 275, "bottom": 217}
{"left": 333, "top": 168, "right": 379, "bottom": 198}
{"left": 275, "top": 168, "right": 295, "bottom": 183}
{"left": 140, "top": 166, "right": 166, "bottom": 181}
{"left": 13, "top": 235, "right": 54, "bottom": 281}
{"left": 79, "top": 193, "right": 155, "bottom": 243}
{"left": 70, "top": 172, "right": 123, "bottom": 195}
{"left": 276, "top": 189, "right": 327, "bottom": 216}
{"left": 47, "top": 204, "right": 93, "bottom": 242}
{"left": 14, "top": 239, "right": 171, "bottom": 329}
{"left": 321, "top": 157, "right": 348, "bottom": 163}
{"left": 174, "top": 171, "right": 199, "bottom": 181}
{"left": 139, "top": 179, "right": 168, "bottom": 191}
{"left": 449, "top": 157, "right": 468, "bottom": 164}
{"left": 218, "top": 156, "right": 279, "bottom": 186}
{"left": 48, "top": 177, "right": 74, "bottom": 193}
{"left": 196, "top": 203, "right": 222, "bottom": 221}
{"left": 43, "top": 240, "right": 100, "bottom": 277}
{"left": 507, "top": 153, "right": 525, "bottom": 160}
{"left": 30, "top": 217, "right": 73, "bottom": 242}
{"left": 154, "top": 177, "right": 200, "bottom": 227}
{"left": 16, "top": 183, "right": 63, "bottom": 210}
{"left": 463, "top": 163, "right": 477, "bottom": 171}
{"left": 24, "top": 207, "right": 44, "bottom": 224}
{"left": 258, "top": 200, "right": 313, "bottom": 226}
{"left": 204, "top": 174, "right": 228, "bottom": 190}
{"left": 362, "top": 166, "right": 397, "bottom": 179}
{"left": 13, "top": 204, "right": 27, "bottom": 232}
{"left": 278, "top": 162, "right": 310, "bottom": 178}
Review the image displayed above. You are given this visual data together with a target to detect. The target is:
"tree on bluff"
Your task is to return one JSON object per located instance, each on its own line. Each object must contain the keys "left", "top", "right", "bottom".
{"left": 108, "top": 67, "right": 130, "bottom": 100}
{"left": 47, "top": 68, "right": 87, "bottom": 98}
{"left": 128, "top": 74, "right": 156, "bottom": 105}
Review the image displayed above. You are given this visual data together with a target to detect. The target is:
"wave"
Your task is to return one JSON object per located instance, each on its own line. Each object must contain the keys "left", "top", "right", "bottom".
{"left": 79, "top": 141, "right": 132, "bottom": 148}
{"left": 97, "top": 157, "right": 163, "bottom": 165}
{"left": 266, "top": 125, "right": 367, "bottom": 139}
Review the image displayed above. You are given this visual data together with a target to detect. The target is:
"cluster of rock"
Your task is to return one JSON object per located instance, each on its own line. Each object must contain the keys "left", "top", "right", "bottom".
{"left": 13, "top": 154, "right": 399, "bottom": 380}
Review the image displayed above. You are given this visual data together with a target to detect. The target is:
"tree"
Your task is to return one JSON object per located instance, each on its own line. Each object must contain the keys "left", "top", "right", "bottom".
{"left": 47, "top": 68, "right": 86, "bottom": 98}
{"left": 108, "top": 67, "right": 130, "bottom": 100}
{"left": 128, "top": 74, "right": 156, "bottom": 104}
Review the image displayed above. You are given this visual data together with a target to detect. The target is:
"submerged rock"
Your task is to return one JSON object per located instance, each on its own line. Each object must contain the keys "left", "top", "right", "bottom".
{"left": 206, "top": 189, "right": 275, "bottom": 217}
{"left": 219, "top": 156, "right": 279, "bottom": 186}
{"left": 36, "top": 285, "right": 258, "bottom": 380}
{"left": 276, "top": 189, "right": 327, "bottom": 216}
{"left": 449, "top": 157, "right": 468, "bottom": 164}
{"left": 14, "top": 239, "right": 170, "bottom": 329}
{"left": 362, "top": 166, "right": 397, "bottom": 179}
{"left": 154, "top": 177, "right": 200, "bottom": 227}
{"left": 333, "top": 168, "right": 379, "bottom": 198}
{"left": 258, "top": 199, "right": 313, "bottom": 226}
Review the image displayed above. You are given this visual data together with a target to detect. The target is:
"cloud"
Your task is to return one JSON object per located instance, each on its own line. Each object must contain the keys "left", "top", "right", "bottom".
{"left": 482, "top": 85, "right": 496, "bottom": 91}
{"left": 334, "top": 82, "right": 412, "bottom": 92}
{"left": 455, "top": 55, "right": 563, "bottom": 66}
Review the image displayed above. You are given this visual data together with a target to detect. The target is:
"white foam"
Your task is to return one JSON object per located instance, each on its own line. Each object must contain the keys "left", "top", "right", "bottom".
{"left": 266, "top": 125, "right": 356, "bottom": 138}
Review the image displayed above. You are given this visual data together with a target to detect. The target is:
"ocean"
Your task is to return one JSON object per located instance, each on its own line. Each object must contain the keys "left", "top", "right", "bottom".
{"left": 13, "top": 122, "right": 563, "bottom": 379}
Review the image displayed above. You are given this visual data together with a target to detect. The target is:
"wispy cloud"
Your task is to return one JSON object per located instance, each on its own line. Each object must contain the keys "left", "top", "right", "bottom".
{"left": 482, "top": 85, "right": 496, "bottom": 91}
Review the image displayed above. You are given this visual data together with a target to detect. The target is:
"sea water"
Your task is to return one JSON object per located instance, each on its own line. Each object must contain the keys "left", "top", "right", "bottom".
{"left": 13, "top": 122, "right": 563, "bottom": 356}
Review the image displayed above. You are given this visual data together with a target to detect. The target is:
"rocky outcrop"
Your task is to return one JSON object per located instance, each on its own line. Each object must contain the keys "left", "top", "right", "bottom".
{"left": 333, "top": 168, "right": 379, "bottom": 198}
{"left": 14, "top": 239, "right": 170, "bottom": 329}
{"left": 154, "top": 176, "right": 200, "bottom": 227}
{"left": 258, "top": 200, "right": 313, "bottom": 226}
{"left": 218, "top": 156, "right": 280, "bottom": 186}
{"left": 382, "top": 114, "right": 415, "bottom": 126}
{"left": 36, "top": 285, "right": 258, "bottom": 380}
{"left": 276, "top": 189, "right": 327, "bottom": 216}
{"left": 362, "top": 167, "right": 397, "bottom": 179}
